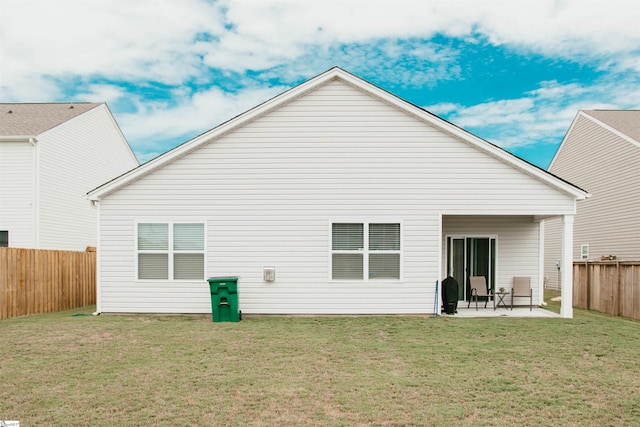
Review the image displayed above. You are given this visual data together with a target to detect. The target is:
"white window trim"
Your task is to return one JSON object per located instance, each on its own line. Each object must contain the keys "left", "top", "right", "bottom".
{"left": 135, "top": 220, "right": 207, "bottom": 282}
{"left": 329, "top": 220, "right": 403, "bottom": 282}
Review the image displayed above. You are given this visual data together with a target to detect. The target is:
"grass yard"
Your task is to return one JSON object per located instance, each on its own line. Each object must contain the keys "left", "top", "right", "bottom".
{"left": 1, "top": 304, "right": 639, "bottom": 426}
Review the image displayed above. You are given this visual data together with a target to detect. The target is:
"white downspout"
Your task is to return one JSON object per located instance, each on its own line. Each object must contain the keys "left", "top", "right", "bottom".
{"left": 436, "top": 213, "right": 442, "bottom": 315}
{"left": 29, "top": 137, "right": 40, "bottom": 248}
{"left": 561, "top": 214, "right": 574, "bottom": 318}
{"left": 538, "top": 220, "right": 546, "bottom": 306}
{"left": 92, "top": 199, "right": 102, "bottom": 315}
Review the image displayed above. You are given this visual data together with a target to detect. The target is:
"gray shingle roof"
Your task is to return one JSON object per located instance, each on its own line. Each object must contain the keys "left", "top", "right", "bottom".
{"left": 583, "top": 110, "right": 640, "bottom": 144}
{"left": 0, "top": 103, "right": 102, "bottom": 136}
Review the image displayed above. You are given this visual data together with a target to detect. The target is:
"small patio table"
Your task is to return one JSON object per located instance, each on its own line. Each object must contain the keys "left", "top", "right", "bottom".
{"left": 495, "top": 291, "right": 510, "bottom": 310}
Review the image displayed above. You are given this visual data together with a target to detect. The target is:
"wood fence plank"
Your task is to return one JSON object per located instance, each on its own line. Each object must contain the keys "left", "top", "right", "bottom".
{"left": 0, "top": 248, "right": 96, "bottom": 319}
{"left": 573, "top": 261, "right": 640, "bottom": 321}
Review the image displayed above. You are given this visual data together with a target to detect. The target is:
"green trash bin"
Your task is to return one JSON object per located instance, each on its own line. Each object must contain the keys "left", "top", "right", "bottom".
{"left": 207, "top": 277, "right": 240, "bottom": 322}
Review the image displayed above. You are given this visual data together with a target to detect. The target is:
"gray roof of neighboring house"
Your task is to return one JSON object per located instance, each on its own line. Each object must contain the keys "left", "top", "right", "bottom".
{"left": 0, "top": 103, "right": 102, "bottom": 136}
{"left": 583, "top": 110, "right": 640, "bottom": 144}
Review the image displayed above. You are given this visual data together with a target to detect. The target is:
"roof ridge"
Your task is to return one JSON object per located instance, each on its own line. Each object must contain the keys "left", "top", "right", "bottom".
{"left": 0, "top": 102, "right": 103, "bottom": 136}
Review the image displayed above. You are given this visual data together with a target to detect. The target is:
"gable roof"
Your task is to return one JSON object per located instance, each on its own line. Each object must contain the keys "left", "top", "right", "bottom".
{"left": 582, "top": 110, "right": 640, "bottom": 146}
{"left": 549, "top": 110, "right": 640, "bottom": 170}
{"left": 88, "top": 67, "right": 588, "bottom": 201}
{"left": 0, "top": 103, "right": 102, "bottom": 136}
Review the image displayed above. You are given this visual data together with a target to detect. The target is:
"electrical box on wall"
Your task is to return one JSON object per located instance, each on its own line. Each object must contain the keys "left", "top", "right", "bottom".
{"left": 263, "top": 266, "right": 276, "bottom": 282}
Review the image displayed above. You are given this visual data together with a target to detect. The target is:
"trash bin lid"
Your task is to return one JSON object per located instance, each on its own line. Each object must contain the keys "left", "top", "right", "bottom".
{"left": 207, "top": 276, "right": 238, "bottom": 283}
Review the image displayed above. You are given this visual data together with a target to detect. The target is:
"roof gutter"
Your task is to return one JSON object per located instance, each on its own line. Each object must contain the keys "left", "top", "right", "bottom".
{"left": 0, "top": 135, "right": 37, "bottom": 142}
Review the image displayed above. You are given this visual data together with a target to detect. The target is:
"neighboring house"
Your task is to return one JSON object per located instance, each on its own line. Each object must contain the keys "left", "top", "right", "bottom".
{"left": 0, "top": 103, "right": 139, "bottom": 251}
{"left": 544, "top": 110, "right": 640, "bottom": 289}
{"left": 88, "top": 68, "right": 587, "bottom": 318}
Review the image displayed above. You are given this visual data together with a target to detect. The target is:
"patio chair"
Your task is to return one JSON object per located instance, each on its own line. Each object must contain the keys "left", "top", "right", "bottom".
{"left": 511, "top": 276, "right": 532, "bottom": 311}
{"left": 468, "top": 276, "right": 494, "bottom": 310}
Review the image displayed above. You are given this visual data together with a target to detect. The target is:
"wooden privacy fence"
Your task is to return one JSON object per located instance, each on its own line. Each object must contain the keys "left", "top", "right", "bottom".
{"left": 0, "top": 247, "right": 96, "bottom": 319}
{"left": 573, "top": 261, "right": 640, "bottom": 320}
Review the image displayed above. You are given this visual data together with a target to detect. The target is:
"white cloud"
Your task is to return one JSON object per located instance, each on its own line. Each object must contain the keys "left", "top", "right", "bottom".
{"left": 74, "top": 84, "right": 127, "bottom": 105}
{"left": 117, "top": 84, "right": 285, "bottom": 151}
{"left": 4, "top": 0, "right": 636, "bottom": 95}
{"left": 429, "top": 76, "right": 640, "bottom": 150}
{"left": 3, "top": 0, "right": 639, "bottom": 98}
{"left": 0, "top": 0, "right": 225, "bottom": 98}
{"left": 477, "top": 1, "right": 640, "bottom": 58}
{"left": 3, "top": 0, "right": 640, "bottom": 162}
{"left": 203, "top": 0, "right": 640, "bottom": 75}
{"left": 444, "top": 98, "right": 536, "bottom": 128}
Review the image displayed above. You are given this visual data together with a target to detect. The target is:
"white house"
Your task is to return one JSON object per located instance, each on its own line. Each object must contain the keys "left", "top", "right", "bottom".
{"left": 88, "top": 68, "right": 587, "bottom": 318}
{"left": 544, "top": 110, "right": 640, "bottom": 289}
{"left": 0, "top": 103, "right": 138, "bottom": 251}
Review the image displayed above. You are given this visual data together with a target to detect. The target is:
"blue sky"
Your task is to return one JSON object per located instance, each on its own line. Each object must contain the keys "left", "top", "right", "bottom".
{"left": 2, "top": 0, "right": 640, "bottom": 168}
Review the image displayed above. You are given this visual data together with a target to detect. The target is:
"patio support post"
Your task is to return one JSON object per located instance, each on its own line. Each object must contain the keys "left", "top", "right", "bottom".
{"left": 538, "top": 220, "right": 545, "bottom": 306}
{"left": 561, "top": 214, "right": 574, "bottom": 318}
{"left": 94, "top": 199, "right": 102, "bottom": 315}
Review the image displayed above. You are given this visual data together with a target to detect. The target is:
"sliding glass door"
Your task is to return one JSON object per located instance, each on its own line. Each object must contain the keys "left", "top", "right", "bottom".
{"left": 447, "top": 236, "right": 496, "bottom": 302}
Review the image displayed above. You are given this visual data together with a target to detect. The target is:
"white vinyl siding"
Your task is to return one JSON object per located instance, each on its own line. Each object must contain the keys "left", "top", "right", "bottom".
{"left": 96, "top": 79, "right": 577, "bottom": 314}
{"left": 543, "top": 216, "right": 563, "bottom": 289}
{"left": 0, "top": 141, "right": 35, "bottom": 248}
{"left": 37, "top": 104, "right": 138, "bottom": 250}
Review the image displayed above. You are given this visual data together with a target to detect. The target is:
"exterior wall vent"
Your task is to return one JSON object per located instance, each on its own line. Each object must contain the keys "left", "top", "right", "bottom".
{"left": 263, "top": 266, "right": 276, "bottom": 282}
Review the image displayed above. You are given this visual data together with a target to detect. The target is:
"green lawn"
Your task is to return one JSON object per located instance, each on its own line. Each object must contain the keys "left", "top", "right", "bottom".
{"left": 1, "top": 305, "right": 639, "bottom": 426}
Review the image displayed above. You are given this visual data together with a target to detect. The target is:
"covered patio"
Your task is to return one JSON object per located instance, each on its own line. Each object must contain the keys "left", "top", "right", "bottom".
{"left": 441, "top": 214, "right": 577, "bottom": 318}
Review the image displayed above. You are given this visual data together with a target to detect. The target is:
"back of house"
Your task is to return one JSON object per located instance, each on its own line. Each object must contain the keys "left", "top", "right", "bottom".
{"left": 89, "top": 68, "right": 586, "bottom": 316}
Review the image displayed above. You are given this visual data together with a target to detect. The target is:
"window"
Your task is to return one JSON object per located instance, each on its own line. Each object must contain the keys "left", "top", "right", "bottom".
{"left": 368, "top": 223, "right": 401, "bottom": 279}
{"left": 581, "top": 244, "right": 589, "bottom": 260}
{"left": 332, "top": 223, "right": 364, "bottom": 280}
{"left": 0, "top": 231, "right": 8, "bottom": 247}
{"left": 331, "top": 222, "right": 401, "bottom": 280}
{"left": 137, "top": 223, "right": 204, "bottom": 280}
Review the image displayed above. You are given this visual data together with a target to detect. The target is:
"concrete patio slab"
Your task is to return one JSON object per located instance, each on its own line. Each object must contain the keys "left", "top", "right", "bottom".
{"left": 441, "top": 306, "right": 560, "bottom": 318}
